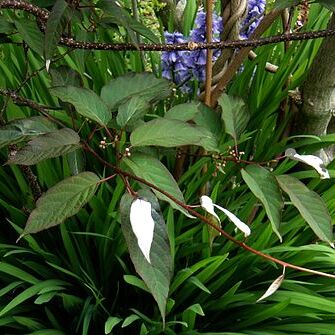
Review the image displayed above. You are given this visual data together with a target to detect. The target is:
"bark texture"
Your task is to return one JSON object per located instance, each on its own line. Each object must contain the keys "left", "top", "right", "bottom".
{"left": 294, "top": 15, "right": 335, "bottom": 136}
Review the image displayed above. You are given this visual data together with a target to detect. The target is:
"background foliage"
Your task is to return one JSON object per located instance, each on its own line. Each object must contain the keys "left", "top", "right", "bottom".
{"left": 0, "top": 0, "right": 335, "bottom": 334}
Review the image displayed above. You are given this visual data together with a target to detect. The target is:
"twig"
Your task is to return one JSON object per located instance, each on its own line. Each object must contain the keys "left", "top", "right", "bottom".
{"left": 83, "top": 143, "right": 335, "bottom": 279}
{"left": 0, "top": 89, "right": 65, "bottom": 127}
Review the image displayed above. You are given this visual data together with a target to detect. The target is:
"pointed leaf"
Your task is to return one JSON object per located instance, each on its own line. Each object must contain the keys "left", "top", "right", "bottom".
{"left": 7, "top": 128, "right": 80, "bottom": 165}
{"left": 21, "top": 172, "right": 100, "bottom": 236}
{"left": 165, "top": 102, "right": 200, "bottom": 121}
{"left": 218, "top": 93, "right": 249, "bottom": 142}
{"left": 120, "top": 190, "right": 173, "bottom": 322}
{"left": 130, "top": 118, "right": 218, "bottom": 151}
{"left": 105, "top": 316, "right": 122, "bottom": 334}
{"left": 274, "top": 0, "right": 300, "bottom": 9}
{"left": 213, "top": 204, "right": 251, "bottom": 237}
{"left": 0, "top": 116, "right": 57, "bottom": 149}
{"left": 50, "top": 65, "right": 83, "bottom": 87}
{"left": 200, "top": 195, "right": 221, "bottom": 223}
{"left": 315, "top": 0, "right": 335, "bottom": 11}
{"left": 101, "top": 72, "right": 171, "bottom": 111}
{"left": 51, "top": 86, "right": 112, "bottom": 125}
{"left": 66, "top": 149, "right": 85, "bottom": 176}
{"left": 257, "top": 274, "right": 285, "bottom": 302}
{"left": 123, "top": 153, "right": 193, "bottom": 218}
{"left": 116, "top": 96, "right": 150, "bottom": 128}
{"left": 285, "top": 148, "right": 330, "bottom": 179}
{"left": 98, "top": 0, "right": 159, "bottom": 44}
{"left": 44, "top": 0, "right": 69, "bottom": 61}
{"left": 130, "top": 199, "right": 155, "bottom": 263}
{"left": 276, "top": 175, "right": 334, "bottom": 246}
{"left": 14, "top": 19, "right": 44, "bottom": 54}
{"left": 241, "top": 165, "right": 283, "bottom": 241}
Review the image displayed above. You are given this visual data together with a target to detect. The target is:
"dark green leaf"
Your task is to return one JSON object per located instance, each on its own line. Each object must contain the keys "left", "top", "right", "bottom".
{"left": 99, "top": 0, "right": 159, "bottom": 44}
{"left": 274, "top": 0, "right": 300, "bottom": 9}
{"left": 66, "top": 149, "right": 85, "bottom": 175}
{"left": 218, "top": 93, "right": 249, "bottom": 143}
{"left": 241, "top": 165, "right": 283, "bottom": 241}
{"left": 130, "top": 118, "right": 218, "bottom": 151}
{"left": 276, "top": 175, "right": 334, "bottom": 246}
{"left": 7, "top": 128, "right": 80, "bottom": 165}
{"left": 50, "top": 66, "right": 82, "bottom": 87}
{"left": 14, "top": 19, "right": 44, "bottom": 54}
{"left": 44, "top": 0, "right": 69, "bottom": 62}
{"left": 0, "top": 17, "right": 15, "bottom": 34}
{"left": 123, "top": 153, "right": 193, "bottom": 218}
{"left": 101, "top": 72, "right": 171, "bottom": 111}
{"left": 117, "top": 96, "right": 150, "bottom": 128}
{"left": 0, "top": 116, "right": 57, "bottom": 149}
{"left": 21, "top": 172, "right": 100, "bottom": 236}
{"left": 317, "top": 0, "right": 335, "bottom": 11}
{"left": 51, "top": 86, "right": 112, "bottom": 125}
{"left": 194, "top": 103, "right": 223, "bottom": 140}
{"left": 120, "top": 190, "right": 173, "bottom": 322}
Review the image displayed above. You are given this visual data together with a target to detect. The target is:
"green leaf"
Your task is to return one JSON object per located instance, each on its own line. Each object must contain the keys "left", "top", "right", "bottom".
{"left": 117, "top": 96, "right": 150, "bottom": 128}
{"left": 123, "top": 153, "right": 193, "bottom": 218}
{"left": 51, "top": 86, "right": 112, "bottom": 125}
{"left": 21, "top": 172, "right": 100, "bottom": 236}
{"left": 66, "top": 149, "right": 85, "bottom": 175}
{"left": 14, "top": 19, "right": 44, "bottom": 54}
{"left": 218, "top": 93, "right": 249, "bottom": 143}
{"left": 0, "top": 279, "right": 66, "bottom": 317}
{"left": 7, "top": 128, "right": 80, "bottom": 165}
{"left": 182, "top": 0, "right": 197, "bottom": 36}
{"left": 105, "top": 316, "right": 122, "bottom": 334}
{"left": 317, "top": 0, "right": 335, "bottom": 11}
{"left": 165, "top": 102, "right": 200, "bottom": 121}
{"left": 0, "top": 17, "right": 15, "bottom": 34}
{"left": 44, "top": 0, "right": 68, "bottom": 62}
{"left": 274, "top": 0, "right": 300, "bottom": 9}
{"left": 99, "top": 0, "right": 159, "bottom": 44}
{"left": 194, "top": 103, "right": 223, "bottom": 140}
{"left": 120, "top": 190, "right": 173, "bottom": 322}
{"left": 276, "top": 175, "right": 334, "bottom": 246}
{"left": 0, "top": 116, "right": 57, "bottom": 149}
{"left": 50, "top": 65, "right": 83, "bottom": 87}
{"left": 101, "top": 72, "right": 171, "bottom": 111}
{"left": 241, "top": 165, "right": 283, "bottom": 241}
{"left": 130, "top": 118, "right": 218, "bottom": 151}
{"left": 186, "top": 303, "right": 205, "bottom": 316}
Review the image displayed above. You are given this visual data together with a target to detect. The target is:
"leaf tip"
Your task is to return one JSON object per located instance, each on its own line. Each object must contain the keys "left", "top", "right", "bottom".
{"left": 46, "top": 59, "right": 51, "bottom": 72}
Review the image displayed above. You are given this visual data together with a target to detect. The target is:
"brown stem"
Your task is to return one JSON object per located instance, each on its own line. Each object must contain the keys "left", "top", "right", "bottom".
{"left": 210, "top": 9, "right": 283, "bottom": 107}
{"left": 0, "top": 89, "right": 65, "bottom": 127}
{"left": 204, "top": 0, "right": 213, "bottom": 106}
{"left": 84, "top": 143, "right": 335, "bottom": 279}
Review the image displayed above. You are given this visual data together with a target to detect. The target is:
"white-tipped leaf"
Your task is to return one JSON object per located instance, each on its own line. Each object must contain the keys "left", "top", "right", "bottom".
{"left": 285, "top": 148, "right": 330, "bottom": 179}
{"left": 46, "top": 59, "right": 51, "bottom": 72}
{"left": 257, "top": 273, "right": 285, "bottom": 302}
{"left": 213, "top": 204, "right": 251, "bottom": 237}
{"left": 130, "top": 199, "right": 155, "bottom": 263}
{"left": 200, "top": 195, "right": 221, "bottom": 223}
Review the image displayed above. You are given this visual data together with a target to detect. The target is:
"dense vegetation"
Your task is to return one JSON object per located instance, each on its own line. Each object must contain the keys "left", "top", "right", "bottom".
{"left": 0, "top": 0, "right": 335, "bottom": 334}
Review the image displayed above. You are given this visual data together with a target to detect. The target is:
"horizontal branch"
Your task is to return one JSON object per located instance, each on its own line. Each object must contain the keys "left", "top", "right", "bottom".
{"left": 0, "top": 88, "right": 64, "bottom": 127}
{"left": 1, "top": 0, "right": 335, "bottom": 52}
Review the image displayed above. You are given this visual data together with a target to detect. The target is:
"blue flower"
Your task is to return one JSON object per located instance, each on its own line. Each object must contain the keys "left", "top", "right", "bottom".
{"left": 241, "top": 0, "right": 266, "bottom": 39}
{"left": 161, "top": 1, "right": 266, "bottom": 94}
